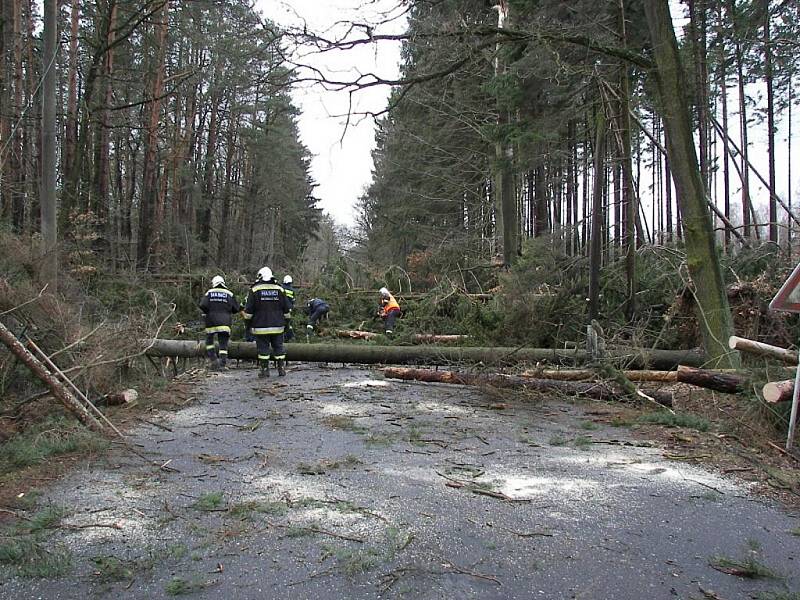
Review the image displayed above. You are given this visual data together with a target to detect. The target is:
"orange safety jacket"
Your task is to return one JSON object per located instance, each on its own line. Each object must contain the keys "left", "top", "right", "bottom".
{"left": 380, "top": 293, "right": 401, "bottom": 317}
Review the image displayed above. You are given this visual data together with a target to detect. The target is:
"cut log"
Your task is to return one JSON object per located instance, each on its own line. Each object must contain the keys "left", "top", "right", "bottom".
{"left": 675, "top": 365, "right": 747, "bottom": 393}
{"left": 728, "top": 336, "right": 798, "bottom": 365}
{"left": 0, "top": 319, "right": 106, "bottom": 433}
{"left": 103, "top": 389, "right": 139, "bottom": 406}
{"left": 144, "top": 339, "right": 706, "bottom": 370}
{"left": 520, "top": 369, "right": 678, "bottom": 382}
{"left": 334, "top": 330, "right": 470, "bottom": 344}
{"left": 382, "top": 367, "right": 673, "bottom": 406}
{"left": 763, "top": 380, "right": 794, "bottom": 404}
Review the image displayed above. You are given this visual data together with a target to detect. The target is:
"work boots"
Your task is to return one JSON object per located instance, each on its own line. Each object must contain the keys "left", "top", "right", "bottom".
{"left": 277, "top": 359, "right": 286, "bottom": 377}
{"left": 219, "top": 357, "right": 228, "bottom": 370}
{"left": 258, "top": 360, "right": 270, "bottom": 378}
{"left": 210, "top": 357, "right": 221, "bottom": 371}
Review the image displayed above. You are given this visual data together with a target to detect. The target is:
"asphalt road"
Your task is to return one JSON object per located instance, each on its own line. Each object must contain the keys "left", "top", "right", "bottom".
{"left": 1, "top": 364, "right": 799, "bottom": 599}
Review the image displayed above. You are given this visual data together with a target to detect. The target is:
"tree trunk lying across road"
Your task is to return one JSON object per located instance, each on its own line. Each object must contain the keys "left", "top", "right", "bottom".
{"left": 144, "top": 339, "right": 706, "bottom": 370}
{"left": 334, "top": 330, "right": 470, "bottom": 343}
{"left": 762, "top": 380, "right": 794, "bottom": 404}
{"left": 382, "top": 367, "right": 673, "bottom": 406}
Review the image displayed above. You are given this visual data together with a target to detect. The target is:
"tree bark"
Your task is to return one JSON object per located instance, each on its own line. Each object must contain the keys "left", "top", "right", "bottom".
{"left": 144, "top": 339, "right": 706, "bottom": 370}
{"left": 588, "top": 100, "right": 607, "bottom": 322}
{"left": 643, "top": 0, "right": 739, "bottom": 369}
{"left": 40, "top": 0, "right": 57, "bottom": 288}
{"left": 675, "top": 365, "right": 745, "bottom": 393}
{"left": 762, "top": 0, "right": 777, "bottom": 243}
{"left": 728, "top": 335, "right": 798, "bottom": 365}
{"left": 382, "top": 367, "right": 672, "bottom": 406}
{"left": 137, "top": 0, "right": 170, "bottom": 268}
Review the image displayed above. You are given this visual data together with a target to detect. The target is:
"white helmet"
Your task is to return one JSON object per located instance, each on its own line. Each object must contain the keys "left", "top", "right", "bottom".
{"left": 211, "top": 275, "right": 226, "bottom": 288}
{"left": 283, "top": 275, "right": 293, "bottom": 285}
{"left": 256, "top": 267, "right": 273, "bottom": 282}
{"left": 379, "top": 287, "right": 390, "bottom": 296}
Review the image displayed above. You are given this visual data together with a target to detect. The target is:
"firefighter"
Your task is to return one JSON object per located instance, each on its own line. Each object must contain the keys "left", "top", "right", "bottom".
{"left": 199, "top": 275, "right": 240, "bottom": 370}
{"left": 305, "top": 297, "right": 330, "bottom": 333}
{"left": 378, "top": 287, "right": 401, "bottom": 335}
{"left": 243, "top": 267, "right": 291, "bottom": 378}
{"left": 282, "top": 274, "right": 296, "bottom": 342}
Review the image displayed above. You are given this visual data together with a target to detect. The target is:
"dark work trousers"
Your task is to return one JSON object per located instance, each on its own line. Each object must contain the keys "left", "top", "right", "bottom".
{"left": 255, "top": 333, "right": 285, "bottom": 365}
{"left": 205, "top": 332, "right": 230, "bottom": 360}
{"left": 383, "top": 310, "right": 399, "bottom": 333}
{"left": 284, "top": 319, "right": 295, "bottom": 342}
{"left": 309, "top": 306, "right": 329, "bottom": 327}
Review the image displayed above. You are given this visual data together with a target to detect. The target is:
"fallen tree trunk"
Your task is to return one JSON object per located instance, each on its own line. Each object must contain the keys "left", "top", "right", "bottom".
{"left": 0, "top": 319, "right": 106, "bottom": 433}
{"left": 520, "top": 369, "right": 678, "bottom": 382}
{"left": 334, "top": 330, "right": 470, "bottom": 344}
{"left": 763, "top": 380, "right": 794, "bottom": 404}
{"left": 728, "top": 336, "right": 798, "bottom": 365}
{"left": 382, "top": 367, "right": 672, "bottom": 406}
{"left": 676, "top": 365, "right": 747, "bottom": 393}
{"left": 144, "top": 339, "right": 706, "bottom": 370}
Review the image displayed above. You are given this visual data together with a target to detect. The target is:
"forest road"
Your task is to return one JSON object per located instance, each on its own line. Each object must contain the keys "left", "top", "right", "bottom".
{"left": 2, "top": 364, "right": 799, "bottom": 600}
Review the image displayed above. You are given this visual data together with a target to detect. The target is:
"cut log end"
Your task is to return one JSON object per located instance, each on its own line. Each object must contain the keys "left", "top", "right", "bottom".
{"left": 762, "top": 380, "right": 794, "bottom": 404}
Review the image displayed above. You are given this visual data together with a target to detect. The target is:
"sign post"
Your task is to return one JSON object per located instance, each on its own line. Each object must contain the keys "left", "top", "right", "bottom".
{"left": 769, "top": 262, "right": 800, "bottom": 450}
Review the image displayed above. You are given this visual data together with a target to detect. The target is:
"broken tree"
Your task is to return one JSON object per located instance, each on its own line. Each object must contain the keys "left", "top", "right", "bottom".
{"left": 145, "top": 339, "right": 706, "bottom": 370}
{"left": 0, "top": 319, "right": 107, "bottom": 433}
{"left": 334, "top": 330, "right": 470, "bottom": 343}
{"left": 382, "top": 367, "right": 672, "bottom": 406}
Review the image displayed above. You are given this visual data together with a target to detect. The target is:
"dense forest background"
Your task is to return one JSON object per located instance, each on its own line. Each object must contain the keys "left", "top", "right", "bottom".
{"left": 0, "top": 0, "right": 799, "bottom": 359}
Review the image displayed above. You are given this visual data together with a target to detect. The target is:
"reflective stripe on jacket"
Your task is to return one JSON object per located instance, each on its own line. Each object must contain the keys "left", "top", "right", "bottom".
{"left": 243, "top": 282, "right": 290, "bottom": 336}
{"left": 199, "top": 287, "right": 240, "bottom": 333}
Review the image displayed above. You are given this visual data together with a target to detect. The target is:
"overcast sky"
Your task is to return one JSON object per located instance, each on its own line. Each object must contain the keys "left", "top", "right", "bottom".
{"left": 254, "top": 0, "right": 405, "bottom": 227}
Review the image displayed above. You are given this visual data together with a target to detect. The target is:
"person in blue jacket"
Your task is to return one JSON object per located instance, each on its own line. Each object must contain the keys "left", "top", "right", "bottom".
{"left": 305, "top": 298, "right": 330, "bottom": 333}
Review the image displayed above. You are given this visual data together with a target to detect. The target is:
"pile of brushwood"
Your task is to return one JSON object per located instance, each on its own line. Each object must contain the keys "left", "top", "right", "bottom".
{"left": 292, "top": 239, "right": 800, "bottom": 352}
{"left": 0, "top": 233, "right": 180, "bottom": 476}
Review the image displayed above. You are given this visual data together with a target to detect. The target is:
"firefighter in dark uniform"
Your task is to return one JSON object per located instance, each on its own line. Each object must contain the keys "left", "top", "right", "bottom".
{"left": 282, "top": 275, "right": 296, "bottom": 342}
{"left": 244, "top": 267, "right": 291, "bottom": 378}
{"left": 305, "top": 297, "right": 330, "bottom": 333}
{"left": 199, "top": 275, "right": 240, "bottom": 370}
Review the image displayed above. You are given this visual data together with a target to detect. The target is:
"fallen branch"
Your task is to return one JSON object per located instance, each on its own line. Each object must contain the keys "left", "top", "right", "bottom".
{"left": 0, "top": 319, "right": 106, "bottom": 433}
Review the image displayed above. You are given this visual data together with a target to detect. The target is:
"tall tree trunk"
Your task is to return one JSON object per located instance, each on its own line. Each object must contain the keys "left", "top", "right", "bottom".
{"left": 92, "top": 2, "right": 116, "bottom": 223}
{"left": 762, "top": 0, "right": 777, "bottom": 243}
{"left": 644, "top": 0, "right": 739, "bottom": 368}
{"left": 730, "top": 0, "right": 751, "bottom": 238}
{"left": 588, "top": 102, "right": 607, "bottom": 323}
{"left": 717, "top": 1, "right": 731, "bottom": 249}
{"left": 62, "top": 0, "right": 79, "bottom": 184}
{"left": 619, "top": 0, "right": 637, "bottom": 319}
{"left": 41, "top": 0, "right": 57, "bottom": 288}
{"left": 136, "top": 0, "right": 170, "bottom": 268}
